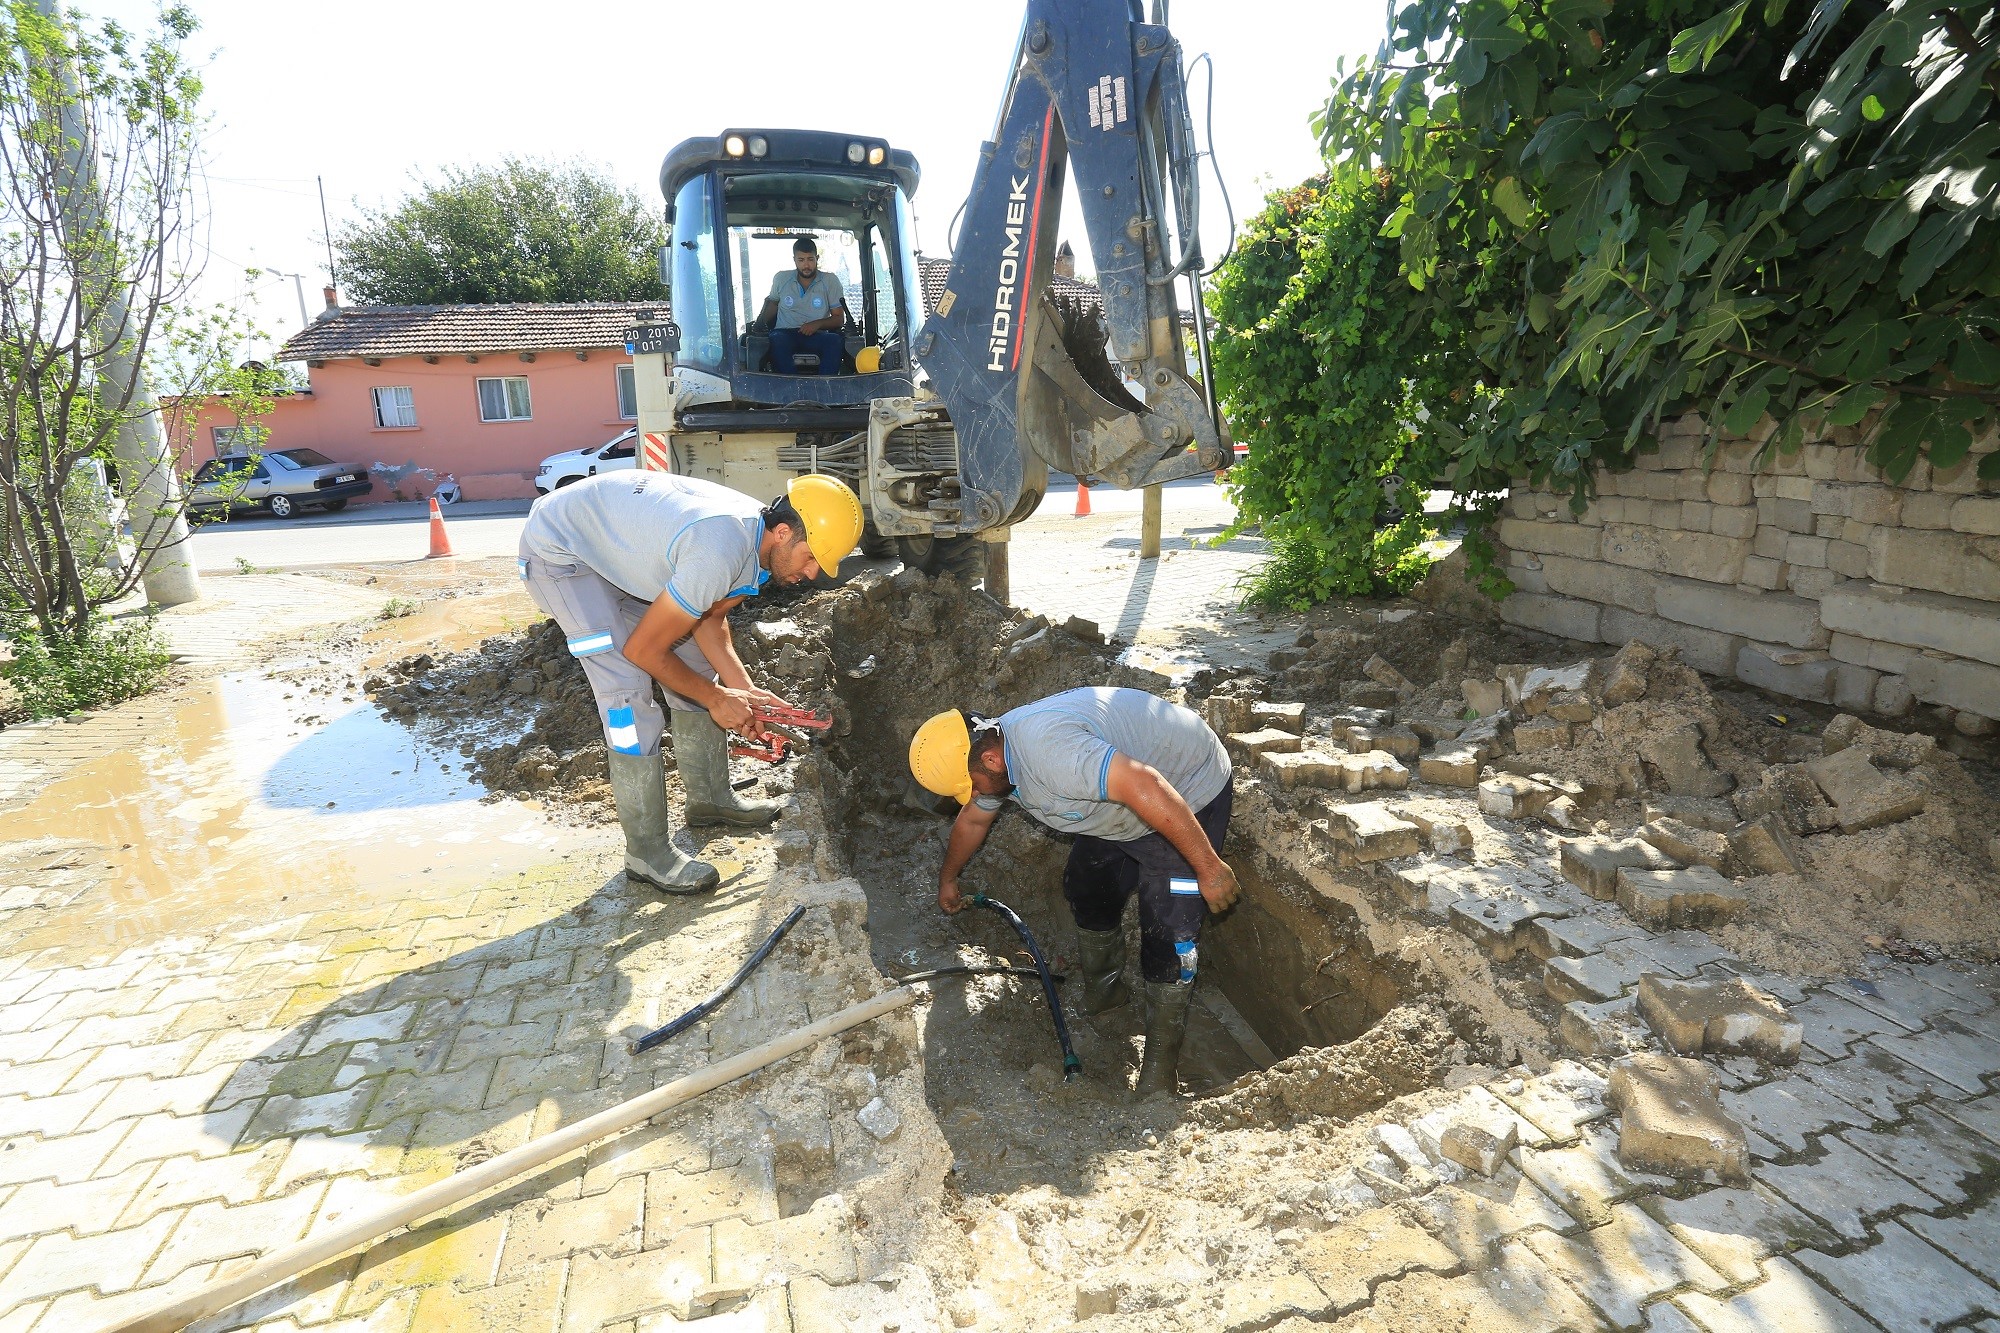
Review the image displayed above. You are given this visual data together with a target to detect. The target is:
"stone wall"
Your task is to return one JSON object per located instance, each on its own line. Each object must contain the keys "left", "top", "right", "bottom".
{"left": 1493, "top": 415, "right": 2000, "bottom": 729}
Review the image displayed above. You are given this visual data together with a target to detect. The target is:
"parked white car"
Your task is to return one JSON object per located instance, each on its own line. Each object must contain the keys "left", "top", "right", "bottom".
{"left": 535, "top": 429, "right": 637, "bottom": 495}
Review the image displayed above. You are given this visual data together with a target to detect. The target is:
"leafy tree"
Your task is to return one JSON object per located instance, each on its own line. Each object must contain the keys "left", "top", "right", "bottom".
{"left": 335, "top": 159, "right": 670, "bottom": 305}
{"left": 1317, "top": 0, "right": 2000, "bottom": 513}
{"left": 1208, "top": 168, "right": 1482, "bottom": 605}
{"left": 0, "top": 0, "right": 236, "bottom": 700}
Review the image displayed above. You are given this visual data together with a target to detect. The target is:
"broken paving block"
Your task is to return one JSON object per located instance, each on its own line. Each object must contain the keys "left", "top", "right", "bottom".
{"left": 1439, "top": 1118, "right": 1519, "bottom": 1177}
{"left": 1545, "top": 690, "right": 1595, "bottom": 724}
{"left": 1228, "top": 727, "right": 1302, "bottom": 761}
{"left": 1528, "top": 912, "right": 1635, "bottom": 962}
{"left": 1559, "top": 836, "right": 1680, "bottom": 901}
{"left": 1635, "top": 973, "right": 1802, "bottom": 1064}
{"left": 1449, "top": 897, "right": 1548, "bottom": 962}
{"left": 1517, "top": 662, "right": 1593, "bottom": 714}
{"left": 1615, "top": 865, "right": 1749, "bottom": 929}
{"left": 1202, "top": 694, "right": 1257, "bottom": 736}
{"left": 1406, "top": 809, "right": 1472, "bottom": 856}
{"left": 1513, "top": 716, "right": 1573, "bottom": 752}
{"left": 1477, "top": 773, "right": 1557, "bottom": 820}
{"left": 1347, "top": 723, "right": 1421, "bottom": 760}
{"left": 1340, "top": 750, "right": 1410, "bottom": 793}
{"left": 1364, "top": 654, "right": 1415, "bottom": 691}
{"left": 1639, "top": 725, "right": 1734, "bottom": 798}
{"left": 1258, "top": 749, "right": 1343, "bottom": 790}
{"left": 1606, "top": 1051, "right": 1751, "bottom": 1181}
{"left": 1726, "top": 813, "right": 1803, "bottom": 876}
{"left": 1320, "top": 801, "right": 1421, "bottom": 862}
{"left": 1405, "top": 716, "right": 1466, "bottom": 743}
{"left": 1638, "top": 817, "right": 1733, "bottom": 873}
{"left": 1600, "top": 640, "right": 1656, "bottom": 707}
{"left": 1462, "top": 678, "right": 1506, "bottom": 717}
{"left": 1559, "top": 997, "right": 1655, "bottom": 1059}
{"left": 1805, "top": 745, "right": 1926, "bottom": 833}
{"left": 1543, "top": 952, "right": 1644, "bottom": 1005}
{"left": 1641, "top": 795, "right": 1739, "bottom": 832}
{"left": 1340, "top": 680, "right": 1401, "bottom": 708}
{"left": 1733, "top": 763, "right": 1839, "bottom": 836}
{"left": 1418, "top": 746, "right": 1484, "bottom": 788}
{"left": 1062, "top": 614, "right": 1105, "bottom": 643}
{"left": 1539, "top": 795, "right": 1588, "bottom": 832}
{"left": 1250, "top": 700, "right": 1307, "bottom": 734}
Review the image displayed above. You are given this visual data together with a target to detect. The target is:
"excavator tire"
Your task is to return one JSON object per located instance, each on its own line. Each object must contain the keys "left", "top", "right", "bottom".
{"left": 859, "top": 516, "right": 896, "bottom": 560}
{"left": 895, "top": 534, "right": 987, "bottom": 585}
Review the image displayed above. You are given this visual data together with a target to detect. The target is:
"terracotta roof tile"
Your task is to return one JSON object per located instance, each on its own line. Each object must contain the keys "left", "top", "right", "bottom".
{"left": 278, "top": 302, "right": 666, "bottom": 362}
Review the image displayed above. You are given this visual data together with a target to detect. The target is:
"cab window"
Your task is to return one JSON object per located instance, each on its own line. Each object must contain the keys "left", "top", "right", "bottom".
{"left": 671, "top": 174, "right": 724, "bottom": 373}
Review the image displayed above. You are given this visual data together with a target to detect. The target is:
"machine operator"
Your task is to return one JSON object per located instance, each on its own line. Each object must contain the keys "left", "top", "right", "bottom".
{"left": 753, "top": 236, "right": 848, "bottom": 376}
{"left": 907, "top": 687, "right": 1242, "bottom": 1097}
{"left": 518, "top": 470, "right": 862, "bottom": 893}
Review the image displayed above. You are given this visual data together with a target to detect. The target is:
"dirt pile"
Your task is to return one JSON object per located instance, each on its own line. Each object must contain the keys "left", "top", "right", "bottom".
{"left": 1193, "top": 1003, "right": 1467, "bottom": 1130}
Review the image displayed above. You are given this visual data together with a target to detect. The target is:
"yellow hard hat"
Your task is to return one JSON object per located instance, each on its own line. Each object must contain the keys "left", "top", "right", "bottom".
{"left": 785, "top": 473, "right": 864, "bottom": 577}
{"left": 909, "top": 709, "right": 974, "bottom": 806}
{"left": 854, "top": 346, "right": 882, "bottom": 374}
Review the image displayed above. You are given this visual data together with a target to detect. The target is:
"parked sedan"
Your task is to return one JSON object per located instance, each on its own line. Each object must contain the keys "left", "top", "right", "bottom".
{"left": 535, "top": 428, "right": 638, "bottom": 495}
{"left": 188, "top": 448, "right": 372, "bottom": 520}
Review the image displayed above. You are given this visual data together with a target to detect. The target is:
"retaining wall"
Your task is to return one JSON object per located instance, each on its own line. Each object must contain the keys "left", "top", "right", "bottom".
{"left": 1493, "top": 414, "right": 2000, "bottom": 728}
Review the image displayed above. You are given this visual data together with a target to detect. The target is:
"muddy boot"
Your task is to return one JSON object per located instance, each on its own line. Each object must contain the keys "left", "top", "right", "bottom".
{"left": 673, "top": 711, "right": 786, "bottom": 828}
{"left": 1075, "top": 928, "right": 1131, "bottom": 1015}
{"left": 1134, "top": 980, "right": 1193, "bottom": 1099}
{"left": 605, "top": 750, "right": 719, "bottom": 894}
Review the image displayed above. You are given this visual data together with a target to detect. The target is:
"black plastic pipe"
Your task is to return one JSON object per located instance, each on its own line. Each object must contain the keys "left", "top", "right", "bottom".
{"left": 968, "top": 893, "right": 1082, "bottom": 1080}
{"left": 632, "top": 904, "right": 806, "bottom": 1054}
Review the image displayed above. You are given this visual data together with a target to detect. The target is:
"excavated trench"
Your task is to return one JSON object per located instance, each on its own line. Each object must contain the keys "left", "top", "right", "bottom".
{"left": 787, "top": 574, "right": 1414, "bottom": 1198}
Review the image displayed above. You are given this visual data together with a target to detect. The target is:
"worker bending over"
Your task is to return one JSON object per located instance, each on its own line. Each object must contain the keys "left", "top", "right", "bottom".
{"left": 908, "top": 687, "right": 1241, "bottom": 1096}
{"left": 519, "top": 470, "right": 862, "bottom": 893}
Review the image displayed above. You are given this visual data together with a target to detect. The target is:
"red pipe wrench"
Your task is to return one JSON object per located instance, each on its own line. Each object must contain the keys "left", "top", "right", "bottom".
{"left": 728, "top": 702, "right": 832, "bottom": 763}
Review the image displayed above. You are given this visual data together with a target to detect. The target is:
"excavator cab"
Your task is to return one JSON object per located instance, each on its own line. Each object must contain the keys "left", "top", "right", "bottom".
{"left": 660, "top": 130, "right": 925, "bottom": 408}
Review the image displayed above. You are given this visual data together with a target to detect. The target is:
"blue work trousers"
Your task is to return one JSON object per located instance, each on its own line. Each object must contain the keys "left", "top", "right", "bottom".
{"left": 769, "top": 328, "right": 844, "bottom": 376}
{"left": 1062, "top": 785, "right": 1233, "bottom": 984}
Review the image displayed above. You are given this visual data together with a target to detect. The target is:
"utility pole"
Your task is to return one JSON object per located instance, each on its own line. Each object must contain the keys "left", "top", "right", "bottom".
{"left": 270, "top": 271, "right": 311, "bottom": 331}
{"left": 30, "top": 0, "right": 199, "bottom": 607}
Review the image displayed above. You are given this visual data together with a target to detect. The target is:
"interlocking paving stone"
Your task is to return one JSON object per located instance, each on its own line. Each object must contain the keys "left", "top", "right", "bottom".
{"left": 1404, "top": 1164, "right": 1575, "bottom": 1269}
{"left": 1643, "top": 1183, "right": 1835, "bottom": 1285}
{"left": 1720, "top": 1074, "right": 1871, "bottom": 1156}
{"left": 1905, "top": 1198, "right": 2000, "bottom": 1289}
{"left": 1869, "top": 1018, "right": 2000, "bottom": 1095}
{"left": 1907, "top": 962, "right": 2000, "bottom": 1014}
{"left": 1842, "top": 1103, "right": 2000, "bottom": 1205}
{"left": 1794, "top": 990, "right": 1910, "bottom": 1058}
{"left": 1672, "top": 1256, "right": 1877, "bottom": 1332}
{"left": 0, "top": 1211, "right": 180, "bottom": 1308}
{"left": 1615, "top": 932, "right": 1733, "bottom": 980}
{"left": 1794, "top": 1219, "right": 2000, "bottom": 1330}
{"left": 1494, "top": 1061, "right": 1612, "bottom": 1143}
{"left": 1795, "top": 1043, "right": 1960, "bottom": 1119}
{"left": 1517, "top": 1125, "right": 1675, "bottom": 1228}
{"left": 1836, "top": 970, "right": 1957, "bottom": 1031}
{"left": 1935, "top": 1091, "right": 2000, "bottom": 1147}
{"left": 1523, "top": 1203, "right": 1727, "bottom": 1329}
{"left": 1759, "top": 1135, "right": 1943, "bottom": 1239}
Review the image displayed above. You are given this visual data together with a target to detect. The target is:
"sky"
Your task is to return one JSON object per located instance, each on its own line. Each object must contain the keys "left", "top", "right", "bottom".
{"left": 87, "top": 0, "right": 1384, "bottom": 358}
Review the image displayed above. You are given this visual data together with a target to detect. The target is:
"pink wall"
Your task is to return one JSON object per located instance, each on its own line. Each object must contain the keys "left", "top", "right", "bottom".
{"left": 180, "top": 348, "right": 638, "bottom": 502}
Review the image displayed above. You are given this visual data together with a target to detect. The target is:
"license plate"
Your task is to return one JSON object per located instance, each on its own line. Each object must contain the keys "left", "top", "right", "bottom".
{"left": 337, "top": 473, "right": 359, "bottom": 483}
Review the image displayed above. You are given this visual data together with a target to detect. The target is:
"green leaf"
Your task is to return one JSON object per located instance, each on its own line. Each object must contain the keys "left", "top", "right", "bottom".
{"left": 1980, "top": 452, "right": 2000, "bottom": 481}
{"left": 1493, "top": 176, "right": 1535, "bottom": 227}
{"left": 1722, "top": 385, "right": 1770, "bottom": 435}
{"left": 1953, "top": 334, "right": 2000, "bottom": 385}
{"left": 1861, "top": 94, "right": 1885, "bottom": 121}
{"left": 1669, "top": 1, "right": 1750, "bottom": 73}
{"left": 1826, "top": 386, "right": 1883, "bottom": 426}
{"left": 1528, "top": 292, "right": 1555, "bottom": 331}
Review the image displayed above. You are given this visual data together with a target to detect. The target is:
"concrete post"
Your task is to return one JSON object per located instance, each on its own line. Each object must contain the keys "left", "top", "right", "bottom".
{"left": 31, "top": 0, "right": 198, "bottom": 606}
{"left": 1140, "top": 485, "right": 1163, "bottom": 559}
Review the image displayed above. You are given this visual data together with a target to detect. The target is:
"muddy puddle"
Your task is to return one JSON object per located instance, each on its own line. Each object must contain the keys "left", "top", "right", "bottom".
{"left": 2, "top": 652, "right": 591, "bottom": 963}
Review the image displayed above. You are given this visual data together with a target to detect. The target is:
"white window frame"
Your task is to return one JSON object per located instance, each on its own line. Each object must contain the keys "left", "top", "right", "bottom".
{"left": 477, "top": 376, "right": 533, "bottom": 423}
{"left": 371, "top": 385, "right": 417, "bottom": 428}
{"left": 211, "top": 425, "right": 243, "bottom": 452}
{"left": 614, "top": 363, "right": 637, "bottom": 420}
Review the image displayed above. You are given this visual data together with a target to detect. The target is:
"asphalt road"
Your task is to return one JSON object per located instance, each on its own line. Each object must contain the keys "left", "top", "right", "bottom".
{"left": 185, "top": 477, "right": 1235, "bottom": 572}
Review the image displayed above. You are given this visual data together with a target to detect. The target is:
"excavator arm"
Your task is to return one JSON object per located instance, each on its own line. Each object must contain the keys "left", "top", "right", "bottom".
{"left": 887, "top": 0, "right": 1229, "bottom": 537}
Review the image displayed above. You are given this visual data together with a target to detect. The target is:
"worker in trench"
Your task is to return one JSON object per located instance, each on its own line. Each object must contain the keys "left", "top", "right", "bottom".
{"left": 908, "top": 688, "right": 1241, "bottom": 1097}
{"left": 518, "top": 470, "right": 863, "bottom": 893}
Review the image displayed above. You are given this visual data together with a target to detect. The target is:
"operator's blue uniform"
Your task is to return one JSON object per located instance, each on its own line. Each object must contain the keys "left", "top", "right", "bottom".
{"left": 767, "top": 269, "right": 846, "bottom": 376}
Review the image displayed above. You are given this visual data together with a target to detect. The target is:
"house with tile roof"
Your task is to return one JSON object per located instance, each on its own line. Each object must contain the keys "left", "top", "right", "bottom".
{"left": 177, "top": 260, "right": 1131, "bottom": 505}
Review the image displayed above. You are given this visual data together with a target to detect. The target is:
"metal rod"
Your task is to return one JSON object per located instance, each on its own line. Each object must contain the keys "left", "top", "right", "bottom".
{"left": 632, "top": 904, "right": 806, "bottom": 1053}
{"left": 100, "top": 986, "right": 921, "bottom": 1333}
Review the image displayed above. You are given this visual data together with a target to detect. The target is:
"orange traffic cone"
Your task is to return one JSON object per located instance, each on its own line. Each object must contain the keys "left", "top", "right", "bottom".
{"left": 426, "top": 495, "right": 455, "bottom": 558}
{"left": 1074, "top": 480, "right": 1092, "bottom": 518}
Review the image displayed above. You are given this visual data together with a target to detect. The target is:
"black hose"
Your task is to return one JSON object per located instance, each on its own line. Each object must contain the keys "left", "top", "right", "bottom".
{"left": 967, "top": 894, "right": 1083, "bottom": 1080}
{"left": 631, "top": 904, "right": 806, "bottom": 1054}
{"left": 892, "top": 964, "right": 1067, "bottom": 985}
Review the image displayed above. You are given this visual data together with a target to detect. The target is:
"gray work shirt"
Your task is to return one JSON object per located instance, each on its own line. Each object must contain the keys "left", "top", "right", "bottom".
{"left": 767, "top": 270, "right": 845, "bottom": 330}
{"left": 975, "top": 687, "right": 1231, "bottom": 842}
{"left": 520, "top": 471, "right": 767, "bottom": 612}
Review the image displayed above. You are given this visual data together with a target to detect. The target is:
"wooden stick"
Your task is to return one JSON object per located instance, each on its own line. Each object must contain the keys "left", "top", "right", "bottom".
{"left": 100, "top": 986, "right": 920, "bottom": 1333}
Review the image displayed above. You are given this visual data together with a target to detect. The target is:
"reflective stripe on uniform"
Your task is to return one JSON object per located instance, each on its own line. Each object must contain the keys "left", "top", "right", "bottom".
{"left": 517, "top": 558, "right": 529, "bottom": 580}
{"left": 1169, "top": 877, "right": 1202, "bottom": 897}
{"left": 605, "top": 705, "right": 642, "bottom": 754}
{"left": 568, "top": 631, "right": 616, "bottom": 657}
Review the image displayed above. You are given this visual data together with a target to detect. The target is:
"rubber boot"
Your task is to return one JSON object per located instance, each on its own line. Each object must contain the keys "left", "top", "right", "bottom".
{"left": 1134, "top": 980, "right": 1193, "bottom": 1098}
{"left": 672, "top": 710, "right": 786, "bottom": 828}
{"left": 1074, "top": 927, "right": 1131, "bottom": 1015}
{"left": 605, "top": 750, "right": 719, "bottom": 894}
